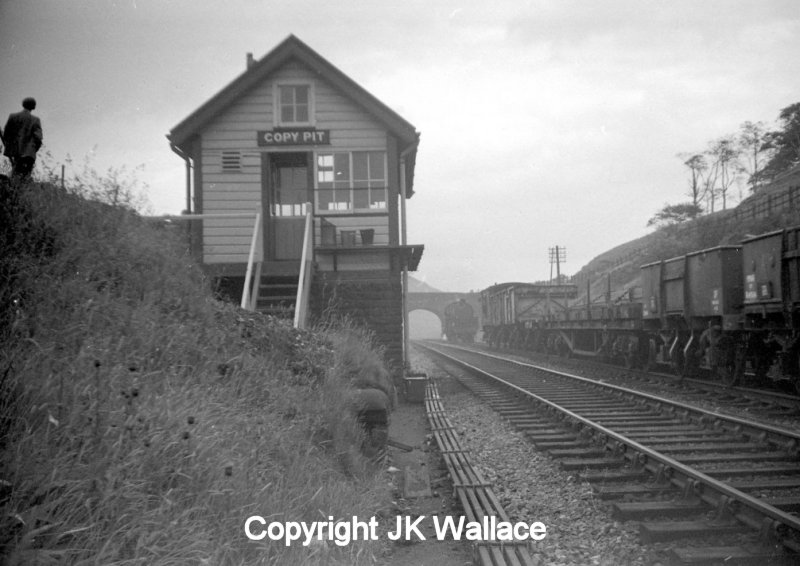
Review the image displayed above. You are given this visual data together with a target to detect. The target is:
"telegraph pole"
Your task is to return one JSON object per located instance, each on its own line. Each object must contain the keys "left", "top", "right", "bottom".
{"left": 546, "top": 245, "right": 566, "bottom": 318}
{"left": 548, "top": 246, "right": 566, "bottom": 284}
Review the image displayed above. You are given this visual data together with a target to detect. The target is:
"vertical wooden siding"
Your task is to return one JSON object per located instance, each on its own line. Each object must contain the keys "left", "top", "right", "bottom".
{"left": 199, "top": 61, "right": 391, "bottom": 264}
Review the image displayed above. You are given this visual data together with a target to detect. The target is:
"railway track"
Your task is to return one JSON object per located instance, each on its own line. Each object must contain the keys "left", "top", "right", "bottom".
{"left": 414, "top": 340, "right": 800, "bottom": 565}
{"left": 468, "top": 342, "right": 800, "bottom": 429}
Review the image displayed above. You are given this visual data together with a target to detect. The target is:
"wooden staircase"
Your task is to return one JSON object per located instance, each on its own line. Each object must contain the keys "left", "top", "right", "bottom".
{"left": 256, "top": 273, "right": 299, "bottom": 319}
{"left": 245, "top": 208, "right": 314, "bottom": 328}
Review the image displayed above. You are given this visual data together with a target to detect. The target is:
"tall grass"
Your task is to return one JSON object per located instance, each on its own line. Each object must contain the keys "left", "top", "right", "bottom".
{"left": 0, "top": 173, "right": 393, "bottom": 565}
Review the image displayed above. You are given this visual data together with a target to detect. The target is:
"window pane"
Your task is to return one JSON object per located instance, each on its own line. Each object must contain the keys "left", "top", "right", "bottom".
{"left": 334, "top": 153, "right": 349, "bottom": 181}
{"left": 318, "top": 188, "right": 333, "bottom": 210}
{"left": 281, "top": 106, "right": 294, "bottom": 122}
{"left": 296, "top": 105, "right": 308, "bottom": 122}
{"left": 279, "top": 86, "right": 293, "bottom": 104}
{"left": 369, "top": 152, "right": 385, "bottom": 180}
{"left": 353, "top": 152, "right": 368, "bottom": 180}
{"left": 295, "top": 86, "right": 308, "bottom": 104}
{"left": 317, "top": 154, "right": 333, "bottom": 184}
{"left": 370, "top": 187, "right": 387, "bottom": 209}
{"left": 353, "top": 187, "right": 369, "bottom": 209}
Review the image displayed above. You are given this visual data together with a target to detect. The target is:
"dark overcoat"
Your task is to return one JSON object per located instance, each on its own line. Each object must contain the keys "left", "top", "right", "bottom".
{"left": 3, "top": 110, "right": 43, "bottom": 159}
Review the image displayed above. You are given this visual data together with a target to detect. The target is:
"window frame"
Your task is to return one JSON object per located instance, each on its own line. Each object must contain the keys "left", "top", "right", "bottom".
{"left": 273, "top": 81, "right": 315, "bottom": 127}
{"left": 314, "top": 150, "right": 388, "bottom": 214}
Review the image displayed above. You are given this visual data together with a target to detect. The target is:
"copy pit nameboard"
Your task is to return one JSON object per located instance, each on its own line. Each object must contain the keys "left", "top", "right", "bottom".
{"left": 257, "top": 128, "right": 330, "bottom": 146}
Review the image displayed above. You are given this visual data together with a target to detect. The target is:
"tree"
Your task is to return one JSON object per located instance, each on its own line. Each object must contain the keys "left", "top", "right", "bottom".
{"left": 761, "top": 101, "right": 800, "bottom": 180}
{"left": 737, "top": 121, "right": 774, "bottom": 192}
{"left": 647, "top": 202, "right": 704, "bottom": 228}
{"left": 679, "top": 153, "right": 708, "bottom": 208}
{"left": 706, "top": 136, "right": 740, "bottom": 210}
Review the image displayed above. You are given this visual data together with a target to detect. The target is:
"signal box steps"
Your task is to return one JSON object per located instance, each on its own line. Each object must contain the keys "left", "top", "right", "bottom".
{"left": 256, "top": 274, "right": 299, "bottom": 318}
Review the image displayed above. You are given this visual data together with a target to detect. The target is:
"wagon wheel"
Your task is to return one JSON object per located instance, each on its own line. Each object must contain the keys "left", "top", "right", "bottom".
{"left": 643, "top": 339, "right": 658, "bottom": 373}
{"left": 624, "top": 352, "right": 636, "bottom": 369}
{"left": 730, "top": 346, "right": 747, "bottom": 387}
{"left": 794, "top": 353, "right": 800, "bottom": 395}
{"left": 557, "top": 336, "right": 572, "bottom": 359}
{"left": 670, "top": 346, "right": 685, "bottom": 379}
{"left": 624, "top": 342, "right": 638, "bottom": 369}
{"left": 624, "top": 337, "right": 643, "bottom": 370}
{"left": 717, "top": 362, "right": 740, "bottom": 387}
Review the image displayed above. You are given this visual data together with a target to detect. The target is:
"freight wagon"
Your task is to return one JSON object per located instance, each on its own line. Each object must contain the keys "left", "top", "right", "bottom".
{"left": 481, "top": 226, "right": 800, "bottom": 392}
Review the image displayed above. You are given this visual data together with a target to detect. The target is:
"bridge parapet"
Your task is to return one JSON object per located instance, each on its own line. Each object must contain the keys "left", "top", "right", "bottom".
{"left": 407, "top": 292, "right": 482, "bottom": 330}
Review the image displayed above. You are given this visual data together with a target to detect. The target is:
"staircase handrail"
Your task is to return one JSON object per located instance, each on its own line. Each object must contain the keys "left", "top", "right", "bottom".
{"left": 293, "top": 203, "right": 314, "bottom": 329}
{"left": 241, "top": 212, "right": 263, "bottom": 311}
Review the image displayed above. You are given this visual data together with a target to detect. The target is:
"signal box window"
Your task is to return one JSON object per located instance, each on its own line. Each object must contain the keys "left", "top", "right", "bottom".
{"left": 278, "top": 84, "right": 311, "bottom": 124}
{"left": 353, "top": 152, "right": 386, "bottom": 209}
{"left": 316, "top": 151, "right": 387, "bottom": 212}
{"left": 317, "top": 153, "right": 351, "bottom": 211}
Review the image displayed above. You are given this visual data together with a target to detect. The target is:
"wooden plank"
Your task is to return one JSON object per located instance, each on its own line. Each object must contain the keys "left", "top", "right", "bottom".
{"left": 202, "top": 139, "right": 261, "bottom": 150}
{"left": 202, "top": 200, "right": 261, "bottom": 212}
{"left": 204, "top": 191, "right": 261, "bottom": 202}
{"left": 204, "top": 253, "right": 250, "bottom": 264}
{"left": 612, "top": 500, "right": 706, "bottom": 520}
{"left": 205, "top": 226, "right": 257, "bottom": 237}
{"left": 640, "top": 521, "right": 747, "bottom": 543}
{"left": 671, "top": 546, "right": 785, "bottom": 565}
{"left": 203, "top": 235, "right": 251, "bottom": 246}
{"left": 203, "top": 218, "right": 256, "bottom": 229}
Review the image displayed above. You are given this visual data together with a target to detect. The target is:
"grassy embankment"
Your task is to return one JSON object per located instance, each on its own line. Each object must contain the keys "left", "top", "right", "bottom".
{"left": 0, "top": 173, "right": 395, "bottom": 565}
{"left": 574, "top": 204, "right": 800, "bottom": 303}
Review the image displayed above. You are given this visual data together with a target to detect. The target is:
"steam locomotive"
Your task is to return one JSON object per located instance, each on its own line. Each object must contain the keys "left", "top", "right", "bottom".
{"left": 481, "top": 225, "right": 800, "bottom": 392}
{"left": 443, "top": 299, "right": 479, "bottom": 343}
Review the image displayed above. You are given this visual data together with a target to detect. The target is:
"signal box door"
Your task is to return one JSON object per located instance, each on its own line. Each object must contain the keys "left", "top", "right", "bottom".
{"left": 262, "top": 152, "right": 313, "bottom": 261}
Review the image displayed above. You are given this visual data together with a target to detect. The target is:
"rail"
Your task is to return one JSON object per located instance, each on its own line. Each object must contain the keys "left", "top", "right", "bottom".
{"left": 146, "top": 212, "right": 263, "bottom": 311}
{"left": 293, "top": 204, "right": 313, "bottom": 329}
{"left": 422, "top": 342, "right": 800, "bottom": 554}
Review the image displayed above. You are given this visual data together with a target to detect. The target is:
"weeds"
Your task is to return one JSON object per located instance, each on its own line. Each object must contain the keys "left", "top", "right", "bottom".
{"left": 1, "top": 171, "right": 393, "bottom": 564}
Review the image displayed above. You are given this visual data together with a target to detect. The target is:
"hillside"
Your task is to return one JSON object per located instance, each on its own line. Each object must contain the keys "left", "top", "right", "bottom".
{"left": 571, "top": 184, "right": 800, "bottom": 304}
{"left": 0, "top": 176, "right": 393, "bottom": 565}
{"left": 407, "top": 275, "right": 442, "bottom": 293}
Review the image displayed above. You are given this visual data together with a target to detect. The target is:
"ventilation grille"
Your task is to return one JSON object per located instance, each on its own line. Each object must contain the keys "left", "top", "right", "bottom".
{"left": 222, "top": 151, "right": 242, "bottom": 173}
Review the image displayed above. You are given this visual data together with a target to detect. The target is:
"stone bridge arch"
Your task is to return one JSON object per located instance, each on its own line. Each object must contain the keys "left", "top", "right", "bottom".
{"left": 406, "top": 292, "right": 481, "bottom": 339}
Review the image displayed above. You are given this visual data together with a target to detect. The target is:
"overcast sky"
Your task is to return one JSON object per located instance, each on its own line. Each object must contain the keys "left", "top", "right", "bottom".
{"left": 2, "top": 0, "right": 798, "bottom": 292}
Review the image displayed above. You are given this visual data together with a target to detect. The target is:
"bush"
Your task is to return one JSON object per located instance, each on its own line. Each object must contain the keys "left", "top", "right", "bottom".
{"left": 0, "top": 175, "right": 392, "bottom": 565}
